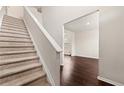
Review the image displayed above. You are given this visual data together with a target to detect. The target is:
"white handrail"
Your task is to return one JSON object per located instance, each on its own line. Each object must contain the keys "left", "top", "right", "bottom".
{"left": 24, "top": 6, "right": 62, "bottom": 53}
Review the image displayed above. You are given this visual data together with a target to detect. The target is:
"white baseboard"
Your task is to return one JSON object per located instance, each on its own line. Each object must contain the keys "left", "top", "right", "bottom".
{"left": 97, "top": 76, "right": 124, "bottom": 86}
{"left": 75, "top": 54, "right": 98, "bottom": 59}
{"left": 23, "top": 18, "right": 55, "bottom": 86}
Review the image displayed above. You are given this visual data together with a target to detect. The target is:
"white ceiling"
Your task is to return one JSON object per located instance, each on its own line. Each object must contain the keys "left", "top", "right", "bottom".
{"left": 64, "top": 11, "right": 99, "bottom": 32}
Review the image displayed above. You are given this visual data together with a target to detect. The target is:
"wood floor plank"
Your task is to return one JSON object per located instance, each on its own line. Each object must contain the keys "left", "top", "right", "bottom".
{"left": 60, "top": 56, "right": 113, "bottom": 86}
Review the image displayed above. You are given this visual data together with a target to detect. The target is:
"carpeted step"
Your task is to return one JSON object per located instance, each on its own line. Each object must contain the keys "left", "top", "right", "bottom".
{"left": 2, "top": 21, "right": 25, "bottom": 27}
{"left": 0, "top": 47, "right": 34, "bottom": 52}
{"left": 0, "top": 52, "right": 37, "bottom": 60}
{"left": 0, "top": 32, "right": 30, "bottom": 39}
{"left": 0, "top": 36, "right": 32, "bottom": 43}
{"left": 0, "top": 67, "right": 42, "bottom": 84}
{"left": 2, "top": 24, "right": 27, "bottom": 30}
{"left": 0, "top": 70, "right": 46, "bottom": 86}
{"left": 0, "top": 29, "right": 29, "bottom": 35}
{"left": 1, "top": 26, "right": 28, "bottom": 32}
{"left": 0, "top": 61, "right": 42, "bottom": 78}
{"left": 0, "top": 56, "right": 39, "bottom": 65}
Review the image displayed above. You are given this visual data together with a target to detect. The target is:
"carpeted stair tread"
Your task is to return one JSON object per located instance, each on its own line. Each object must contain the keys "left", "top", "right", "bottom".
{"left": 0, "top": 70, "right": 46, "bottom": 86}
{"left": 0, "top": 56, "right": 39, "bottom": 65}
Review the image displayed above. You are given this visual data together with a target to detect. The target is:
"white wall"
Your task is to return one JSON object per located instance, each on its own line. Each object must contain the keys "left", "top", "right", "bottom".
{"left": 42, "top": 6, "right": 124, "bottom": 85}
{"left": 64, "top": 27, "right": 99, "bottom": 59}
{"left": 42, "top": 6, "right": 98, "bottom": 47}
{"left": 75, "top": 28, "right": 99, "bottom": 59}
{"left": 99, "top": 7, "right": 124, "bottom": 85}
{"left": 28, "top": 7, "right": 43, "bottom": 25}
{"left": 7, "top": 6, "right": 24, "bottom": 18}
{"left": 0, "top": 6, "right": 7, "bottom": 28}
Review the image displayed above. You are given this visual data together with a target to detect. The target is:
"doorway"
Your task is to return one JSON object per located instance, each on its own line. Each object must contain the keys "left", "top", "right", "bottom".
{"left": 61, "top": 10, "right": 111, "bottom": 86}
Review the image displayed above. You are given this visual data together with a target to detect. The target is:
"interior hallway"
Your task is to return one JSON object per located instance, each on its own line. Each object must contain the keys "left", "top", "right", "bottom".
{"left": 60, "top": 56, "right": 113, "bottom": 86}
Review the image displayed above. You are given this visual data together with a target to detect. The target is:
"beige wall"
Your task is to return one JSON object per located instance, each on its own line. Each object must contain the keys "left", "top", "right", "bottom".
{"left": 99, "top": 7, "right": 124, "bottom": 85}
{"left": 75, "top": 28, "right": 99, "bottom": 59}
{"left": 7, "top": 6, "right": 23, "bottom": 18}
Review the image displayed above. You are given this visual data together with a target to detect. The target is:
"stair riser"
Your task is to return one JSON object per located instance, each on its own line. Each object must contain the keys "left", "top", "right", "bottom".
{"left": 0, "top": 32, "right": 30, "bottom": 39}
{"left": 0, "top": 30, "right": 29, "bottom": 35}
{"left": 3, "top": 19, "right": 23, "bottom": 23}
{"left": 2, "top": 22, "right": 26, "bottom": 29}
{"left": 25, "top": 76, "right": 48, "bottom": 86}
{"left": 1, "top": 27, "right": 28, "bottom": 32}
{"left": 0, "top": 35, "right": 30, "bottom": 39}
{"left": 0, "top": 37, "right": 31, "bottom": 42}
{"left": 3, "top": 21, "right": 23, "bottom": 25}
{"left": 2, "top": 22, "right": 25, "bottom": 27}
{"left": 1, "top": 71, "right": 45, "bottom": 86}
{"left": 0, "top": 42, "right": 32, "bottom": 46}
{"left": 3, "top": 16, "right": 23, "bottom": 21}
{"left": 0, "top": 59, "right": 40, "bottom": 70}
{"left": 0, "top": 67, "right": 42, "bottom": 84}
{"left": 0, "top": 63, "right": 42, "bottom": 78}
{"left": 0, "top": 47, "right": 34, "bottom": 52}
{"left": 0, "top": 46, "right": 33, "bottom": 48}
{"left": 2, "top": 24, "right": 27, "bottom": 30}
{"left": 3, "top": 17, "right": 22, "bottom": 20}
{"left": 0, "top": 52, "right": 37, "bottom": 60}
{"left": 2, "top": 21, "right": 24, "bottom": 27}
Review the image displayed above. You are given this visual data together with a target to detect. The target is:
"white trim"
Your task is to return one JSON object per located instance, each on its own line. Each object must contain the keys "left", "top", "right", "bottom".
{"left": 97, "top": 76, "right": 124, "bottom": 86}
{"left": 61, "top": 25, "right": 65, "bottom": 65}
{"left": 24, "top": 6, "right": 62, "bottom": 53}
{"left": 23, "top": 18, "right": 55, "bottom": 86}
{"left": 74, "top": 54, "right": 98, "bottom": 59}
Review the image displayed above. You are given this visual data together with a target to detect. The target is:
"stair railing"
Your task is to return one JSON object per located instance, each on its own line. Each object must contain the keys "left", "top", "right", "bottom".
{"left": 23, "top": 6, "right": 62, "bottom": 85}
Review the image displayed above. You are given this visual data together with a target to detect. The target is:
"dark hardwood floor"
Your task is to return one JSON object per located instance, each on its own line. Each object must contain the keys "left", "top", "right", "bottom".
{"left": 60, "top": 56, "right": 113, "bottom": 86}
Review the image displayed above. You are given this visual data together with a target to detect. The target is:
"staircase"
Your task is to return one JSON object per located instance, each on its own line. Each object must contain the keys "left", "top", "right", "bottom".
{"left": 0, "top": 15, "right": 50, "bottom": 86}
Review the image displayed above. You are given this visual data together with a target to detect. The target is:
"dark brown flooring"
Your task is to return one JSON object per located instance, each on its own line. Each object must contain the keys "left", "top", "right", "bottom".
{"left": 60, "top": 56, "right": 113, "bottom": 86}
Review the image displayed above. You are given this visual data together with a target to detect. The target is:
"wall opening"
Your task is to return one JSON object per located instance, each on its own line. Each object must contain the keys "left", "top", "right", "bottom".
{"left": 61, "top": 10, "right": 100, "bottom": 86}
